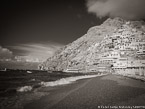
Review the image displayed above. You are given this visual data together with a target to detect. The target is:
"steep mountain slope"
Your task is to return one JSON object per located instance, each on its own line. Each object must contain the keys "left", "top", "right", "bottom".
{"left": 39, "top": 18, "right": 145, "bottom": 72}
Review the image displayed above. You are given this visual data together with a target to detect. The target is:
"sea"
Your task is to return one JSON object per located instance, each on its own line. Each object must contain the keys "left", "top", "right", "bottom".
{"left": 0, "top": 70, "right": 99, "bottom": 109}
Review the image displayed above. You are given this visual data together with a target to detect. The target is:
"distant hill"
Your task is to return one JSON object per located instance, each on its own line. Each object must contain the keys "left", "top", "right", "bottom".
{"left": 39, "top": 17, "right": 145, "bottom": 72}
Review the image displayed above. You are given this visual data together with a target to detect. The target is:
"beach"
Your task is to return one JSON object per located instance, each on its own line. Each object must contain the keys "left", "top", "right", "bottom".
{"left": 24, "top": 74, "right": 145, "bottom": 109}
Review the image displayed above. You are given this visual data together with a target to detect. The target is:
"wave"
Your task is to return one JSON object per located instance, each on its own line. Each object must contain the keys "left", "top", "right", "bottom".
{"left": 40, "top": 74, "right": 105, "bottom": 87}
{"left": 17, "top": 86, "right": 33, "bottom": 92}
{"left": 16, "top": 74, "right": 107, "bottom": 92}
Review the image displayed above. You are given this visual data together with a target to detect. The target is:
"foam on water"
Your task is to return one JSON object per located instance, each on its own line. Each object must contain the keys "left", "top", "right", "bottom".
{"left": 17, "top": 86, "right": 33, "bottom": 92}
{"left": 16, "top": 74, "right": 107, "bottom": 92}
{"left": 40, "top": 74, "right": 105, "bottom": 87}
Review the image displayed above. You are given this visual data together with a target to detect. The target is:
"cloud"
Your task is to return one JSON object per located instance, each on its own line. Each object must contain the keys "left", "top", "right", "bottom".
{"left": 87, "top": 0, "right": 145, "bottom": 20}
{"left": 0, "top": 46, "right": 13, "bottom": 61}
{"left": 10, "top": 42, "right": 64, "bottom": 62}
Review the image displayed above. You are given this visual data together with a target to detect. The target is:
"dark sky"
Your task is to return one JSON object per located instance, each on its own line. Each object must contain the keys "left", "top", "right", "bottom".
{"left": 0, "top": 0, "right": 106, "bottom": 62}
{"left": 0, "top": 0, "right": 105, "bottom": 46}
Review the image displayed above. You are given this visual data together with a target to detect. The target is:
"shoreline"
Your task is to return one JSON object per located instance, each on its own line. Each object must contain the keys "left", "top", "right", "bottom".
{"left": 24, "top": 75, "right": 104, "bottom": 109}
{"left": 23, "top": 74, "right": 109, "bottom": 109}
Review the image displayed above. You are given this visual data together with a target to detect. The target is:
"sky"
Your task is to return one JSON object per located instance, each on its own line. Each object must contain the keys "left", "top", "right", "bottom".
{"left": 0, "top": 0, "right": 106, "bottom": 63}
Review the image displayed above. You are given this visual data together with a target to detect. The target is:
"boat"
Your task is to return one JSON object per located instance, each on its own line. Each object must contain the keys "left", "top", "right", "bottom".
{"left": 0, "top": 68, "right": 7, "bottom": 71}
{"left": 27, "top": 71, "right": 32, "bottom": 73}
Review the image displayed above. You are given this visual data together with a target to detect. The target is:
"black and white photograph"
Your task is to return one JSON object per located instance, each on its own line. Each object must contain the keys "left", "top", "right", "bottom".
{"left": 0, "top": 0, "right": 145, "bottom": 109}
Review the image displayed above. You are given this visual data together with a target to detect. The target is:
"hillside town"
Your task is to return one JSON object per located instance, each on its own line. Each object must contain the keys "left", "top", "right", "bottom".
{"left": 96, "top": 21, "right": 145, "bottom": 76}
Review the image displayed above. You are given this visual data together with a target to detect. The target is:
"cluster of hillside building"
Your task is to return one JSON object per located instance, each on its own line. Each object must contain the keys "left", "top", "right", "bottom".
{"left": 96, "top": 23, "right": 145, "bottom": 76}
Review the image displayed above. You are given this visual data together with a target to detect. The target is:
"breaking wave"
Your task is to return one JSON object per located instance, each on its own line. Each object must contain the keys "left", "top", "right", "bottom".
{"left": 40, "top": 74, "right": 105, "bottom": 87}
{"left": 17, "top": 86, "right": 33, "bottom": 92}
{"left": 16, "top": 74, "right": 107, "bottom": 92}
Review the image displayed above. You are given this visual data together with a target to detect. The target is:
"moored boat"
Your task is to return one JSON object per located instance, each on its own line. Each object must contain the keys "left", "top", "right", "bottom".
{"left": 0, "top": 68, "right": 7, "bottom": 71}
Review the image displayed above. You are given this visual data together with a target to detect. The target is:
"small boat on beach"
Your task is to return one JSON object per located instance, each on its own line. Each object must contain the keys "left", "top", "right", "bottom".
{"left": 0, "top": 68, "right": 7, "bottom": 71}
{"left": 27, "top": 71, "right": 32, "bottom": 73}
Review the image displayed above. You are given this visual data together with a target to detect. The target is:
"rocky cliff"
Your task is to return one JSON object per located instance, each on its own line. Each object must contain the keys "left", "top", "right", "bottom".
{"left": 39, "top": 18, "right": 145, "bottom": 72}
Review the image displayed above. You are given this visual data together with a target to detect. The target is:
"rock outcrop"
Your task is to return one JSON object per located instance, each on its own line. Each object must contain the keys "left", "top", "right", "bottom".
{"left": 39, "top": 18, "right": 145, "bottom": 72}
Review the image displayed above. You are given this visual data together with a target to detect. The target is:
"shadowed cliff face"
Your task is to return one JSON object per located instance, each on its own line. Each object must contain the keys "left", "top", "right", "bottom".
{"left": 40, "top": 18, "right": 145, "bottom": 72}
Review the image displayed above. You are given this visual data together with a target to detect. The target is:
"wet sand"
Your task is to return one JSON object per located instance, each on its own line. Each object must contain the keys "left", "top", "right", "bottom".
{"left": 24, "top": 74, "right": 145, "bottom": 109}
